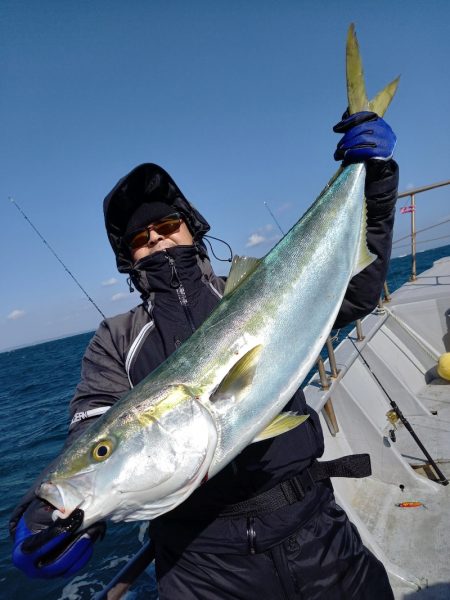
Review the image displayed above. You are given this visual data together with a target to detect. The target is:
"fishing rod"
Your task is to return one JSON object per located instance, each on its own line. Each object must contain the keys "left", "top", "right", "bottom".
{"left": 264, "top": 201, "right": 285, "bottom": 235}
{"left": 348, "top": 337, "right": 448, "bottom": 486}
{"left": 94, "top": 540, "right": 155, "bottom": 600}
{"left": 9, "top": 197, "right": 106, "bottom": 319}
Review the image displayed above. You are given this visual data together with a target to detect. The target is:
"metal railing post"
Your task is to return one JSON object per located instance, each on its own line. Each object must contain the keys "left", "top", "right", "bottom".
{"left": 317, "top": 349, "right": 339, "bottom": 435}
{"left": 355, "top": 319, "right": 365, "bottom": 341}
{"left": 317, "top": 356, "right": 330, "bottom": 389}
{"left": 410, "top": 193, "right": 417, "bottom": 281}
{"left": 323, "top": 399, "right": 339, "bottom": 435}
{"left": 326, "top": 336, "right": 339, "bottom": 378}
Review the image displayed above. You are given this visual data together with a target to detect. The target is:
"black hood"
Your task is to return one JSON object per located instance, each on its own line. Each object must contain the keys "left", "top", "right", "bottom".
{"left": 103, "top": 163, "right": 211, "bottom": 274}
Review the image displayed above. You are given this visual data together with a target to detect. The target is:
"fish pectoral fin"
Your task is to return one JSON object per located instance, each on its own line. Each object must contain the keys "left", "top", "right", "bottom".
{"left": 223, "top": 256, "right": 261, "bottom": 296}
{"left": 352, "top": 200, "right": 377, "bottom": 277}
{"left": 210, "top": 345, "right": 263, "bottom": 404}
{"left": 252, "top": 412, "right": 310, "bottom": 443}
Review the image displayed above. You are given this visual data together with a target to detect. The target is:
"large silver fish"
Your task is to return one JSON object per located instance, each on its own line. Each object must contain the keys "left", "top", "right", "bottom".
{"left": 38, "top": 25, "right": 399, "bottom": 528}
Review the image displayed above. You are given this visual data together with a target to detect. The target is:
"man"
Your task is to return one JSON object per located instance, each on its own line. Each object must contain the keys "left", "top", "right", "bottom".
{"left": 11, "top": 111, "right": 398, "bottom": 598}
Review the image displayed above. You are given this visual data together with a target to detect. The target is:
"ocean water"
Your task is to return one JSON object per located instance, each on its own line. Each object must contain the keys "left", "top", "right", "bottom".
{"left": 1, "top": 244, "right": 449, "bottom": 600}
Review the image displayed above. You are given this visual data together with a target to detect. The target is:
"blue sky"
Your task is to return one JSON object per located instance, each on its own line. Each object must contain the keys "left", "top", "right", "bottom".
{"left": 1, "top": 1, "right": 449, "bottom": 351}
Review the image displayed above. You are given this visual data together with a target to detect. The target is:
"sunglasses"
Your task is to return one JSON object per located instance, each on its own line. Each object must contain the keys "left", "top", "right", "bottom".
{"left": 126, "top": 213, "right": 183, "bottom": 250}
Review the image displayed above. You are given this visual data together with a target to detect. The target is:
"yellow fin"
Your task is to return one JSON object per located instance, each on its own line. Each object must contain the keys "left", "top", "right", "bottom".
{"left": 352, "top": 200, "right": 377, "bottom": 277}
{"left": 319, "top": 28, "right": 398, "bottom": 212}
{"left": 210, "top": 345, "right": 263, "bottom": 403}
{"left": 369, "top": 76, "right": 400, "bottom": 118}
{"left": 223, "top": 255, "right": 261, "bottom": 296}
{"left": 252, "top": 412, "right": 310, "bottom": 443}
{"left": 346, "top": 23, "right": 369, "bottom": 114}
{"left": 346, "top": 23, "right": 399, "bottom": 117}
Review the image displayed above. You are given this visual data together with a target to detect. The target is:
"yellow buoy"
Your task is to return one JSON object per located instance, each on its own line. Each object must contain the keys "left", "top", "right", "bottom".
{"left": 437, "top": 353, "right": 450, "bottom": 381}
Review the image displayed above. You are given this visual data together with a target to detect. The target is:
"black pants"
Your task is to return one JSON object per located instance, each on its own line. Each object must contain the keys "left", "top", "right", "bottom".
{"left": 155, "top": 497, "right": 393, "bottom": 600}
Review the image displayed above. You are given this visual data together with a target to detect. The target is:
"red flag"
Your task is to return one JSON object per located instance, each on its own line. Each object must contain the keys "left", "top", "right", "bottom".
{"left": 400, "top": 206, "right": 415, "bottom": 214}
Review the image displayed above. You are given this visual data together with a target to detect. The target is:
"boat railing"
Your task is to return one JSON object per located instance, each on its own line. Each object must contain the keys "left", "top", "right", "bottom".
{"left": 393, "top": 179, "right": 450, "bottom": 281}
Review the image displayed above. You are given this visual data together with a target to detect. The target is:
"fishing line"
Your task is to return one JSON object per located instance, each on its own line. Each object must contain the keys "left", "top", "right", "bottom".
{"left": 9, "top": 197, "right": 106, "bottom": 319}
{"left": 348, "top": 335, "right": 448, "bottom": 485}
{"left": 264, "top": 201, "right": 285, "bottom": 235}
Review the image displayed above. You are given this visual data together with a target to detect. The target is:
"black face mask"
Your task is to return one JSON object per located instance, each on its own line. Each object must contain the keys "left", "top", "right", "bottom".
{"left": 129, "top": 246, "right": 200, "bottom": 299}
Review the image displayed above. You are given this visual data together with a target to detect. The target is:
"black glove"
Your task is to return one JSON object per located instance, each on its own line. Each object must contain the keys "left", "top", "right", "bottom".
{"left": 11, "top": 497, "right": 105, "bottom": 579}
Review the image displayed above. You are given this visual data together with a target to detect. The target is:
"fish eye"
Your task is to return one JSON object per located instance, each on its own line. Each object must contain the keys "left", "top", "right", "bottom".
{"left": 92, "top": 440, "right": 114, "bottom": 462}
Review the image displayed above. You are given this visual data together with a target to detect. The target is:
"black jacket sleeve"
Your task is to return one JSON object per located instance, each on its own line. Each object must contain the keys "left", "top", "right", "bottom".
{"left": 67, "top": 321, "right": 131, "bottom": 442}
{"left": 333, "top": 159, "right": 399, "bottom": 329}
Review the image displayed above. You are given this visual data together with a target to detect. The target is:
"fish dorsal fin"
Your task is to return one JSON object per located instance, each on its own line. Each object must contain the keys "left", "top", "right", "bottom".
{"left": 252, "top": 412, "right": 310, "bottom": 443}
{"left": 223, "top": 255, "right": 261, "bottom": 296}
{"left": 346, "top": 23, "right": 400, "bottom": 117}
{"left": 210, "top": 345, "right": 263, "bottom": 404}
{"left": 352, "top": 200, "right": 377, "bottom": 277}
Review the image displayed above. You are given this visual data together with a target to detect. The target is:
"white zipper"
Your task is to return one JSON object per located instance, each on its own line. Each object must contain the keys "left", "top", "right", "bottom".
{"left": 125, "top": 321, "right": 154, "bottom": 386}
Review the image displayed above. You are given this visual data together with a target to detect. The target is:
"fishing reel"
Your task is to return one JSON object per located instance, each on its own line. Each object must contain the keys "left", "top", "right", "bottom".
{"left": 385, "top": 409, "right": 400, "bottom": 443}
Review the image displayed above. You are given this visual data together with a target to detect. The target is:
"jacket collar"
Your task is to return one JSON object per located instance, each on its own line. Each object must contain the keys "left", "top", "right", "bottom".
{"left": 130, "top": 245, "right": 204, "bottom": 299}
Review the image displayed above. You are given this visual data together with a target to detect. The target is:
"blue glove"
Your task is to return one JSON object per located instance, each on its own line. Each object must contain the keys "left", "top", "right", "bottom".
{"left": 12, "top": 503, "right": 105, "bottom": 579}
{"left": 333, "top": 111, "right": 396, "bottom": 164}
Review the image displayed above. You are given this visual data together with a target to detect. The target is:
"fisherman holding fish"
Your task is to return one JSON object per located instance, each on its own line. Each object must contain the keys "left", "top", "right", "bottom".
{"left": 11, "top": 28, "right": 400, "bottom": 598}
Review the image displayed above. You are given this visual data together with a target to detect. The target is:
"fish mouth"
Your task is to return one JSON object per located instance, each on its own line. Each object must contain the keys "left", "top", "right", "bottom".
{"left": 37, "top": 479, "right": 87, "bottom": 521}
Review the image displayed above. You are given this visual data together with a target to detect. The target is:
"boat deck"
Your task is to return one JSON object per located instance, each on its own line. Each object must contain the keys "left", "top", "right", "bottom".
{"left": 304, "top": 257, "right": 450, "bottom": 598}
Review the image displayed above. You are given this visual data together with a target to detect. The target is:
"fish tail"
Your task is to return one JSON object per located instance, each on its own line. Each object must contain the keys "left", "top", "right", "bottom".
{"left": 346, "top": 23, "right": 400, "bottom": 117}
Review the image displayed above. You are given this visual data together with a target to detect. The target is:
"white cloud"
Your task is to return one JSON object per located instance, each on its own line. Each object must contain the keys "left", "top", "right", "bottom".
{"left": 101, "top": 277, "right": 118, "bottom": 287}
{"left": 276, "top": 202, "right": 292, "bottom": 214}
{"left": 111, "top": 292, "right": 129, "bottom": 302}
{"left": 246, "top": 233, "right": 266, "bottom": 247}
{"left": 246, "top": 224, "right": 282, "bottom": 248}
{"left": 8, "top": 309, "right": 26, "bottom": 320}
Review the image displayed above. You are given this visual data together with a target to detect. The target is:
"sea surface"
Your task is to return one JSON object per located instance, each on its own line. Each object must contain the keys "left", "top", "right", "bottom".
{"left": 1, "top": 244, "right": 449, "bottom": 600}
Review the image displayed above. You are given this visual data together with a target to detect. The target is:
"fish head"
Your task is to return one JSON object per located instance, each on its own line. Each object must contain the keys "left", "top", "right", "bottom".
{"left": 38, "top": 384, "right": 218, "bottom": 527}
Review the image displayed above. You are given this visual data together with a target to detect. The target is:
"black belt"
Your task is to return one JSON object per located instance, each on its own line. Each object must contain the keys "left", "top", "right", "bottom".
{"left": 217, "top": 453, "right": 371, "bottom": 518}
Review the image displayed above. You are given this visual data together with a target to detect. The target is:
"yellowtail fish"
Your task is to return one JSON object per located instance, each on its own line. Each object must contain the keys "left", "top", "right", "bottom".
{"left": 38, "top": 25, "right": 399, "bottom": 527}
